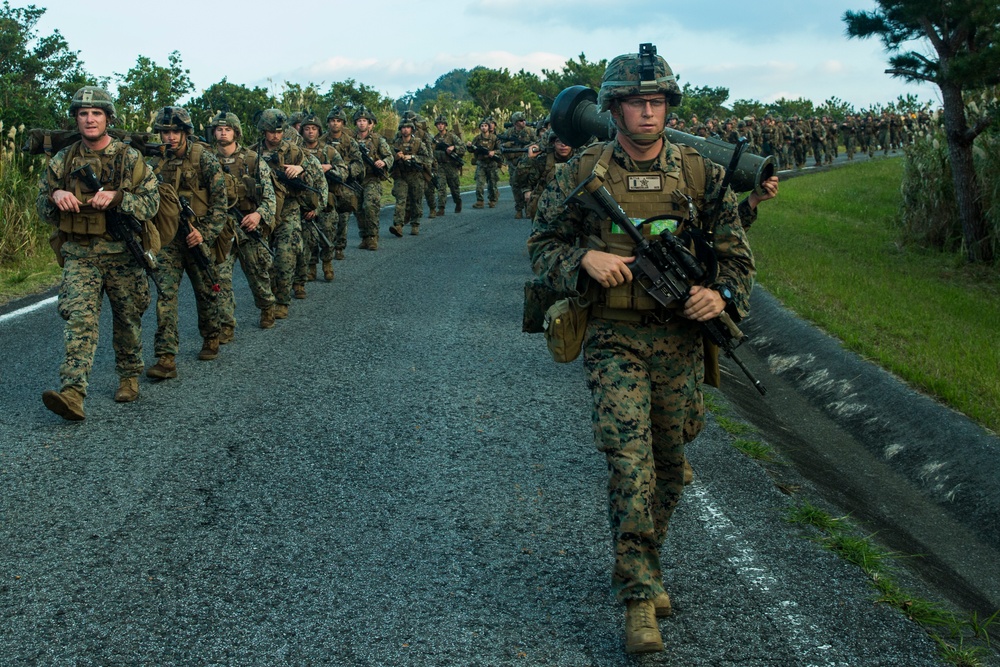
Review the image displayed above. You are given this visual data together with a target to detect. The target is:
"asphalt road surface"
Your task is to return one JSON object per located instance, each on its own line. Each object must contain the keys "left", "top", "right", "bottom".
{"left": 0, "top": 186, "right": 983, "bottom": 666}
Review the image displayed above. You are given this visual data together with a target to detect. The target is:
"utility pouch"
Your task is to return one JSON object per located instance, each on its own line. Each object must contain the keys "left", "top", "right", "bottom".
{"left": 543, "top": 297, "right": 590, "bottom": 363}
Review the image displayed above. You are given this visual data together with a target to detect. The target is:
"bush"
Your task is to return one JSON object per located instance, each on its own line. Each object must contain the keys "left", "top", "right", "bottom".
{"left": 0, "top": 123, "right": 48, "bottom": 266}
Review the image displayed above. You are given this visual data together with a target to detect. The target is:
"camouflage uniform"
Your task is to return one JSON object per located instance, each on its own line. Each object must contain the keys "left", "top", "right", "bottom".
{"left": 390, "top": 121, "right": 432, "bottom": 235}
{"left": 148, "top": 107, "right": 228, "bottom": 363}
{"left": 527, "top": 48, "right": 754, "bottom": 618}
{"left": 353, "top": 106, "right": 394, "bottom": 248}
{"left": 210, "top": 112, "right": 277, "bottom": 333}
{"left": 432, "top": 116, "right": 466, "bottom": 213}
{"left": 322, "top": 107, "right": 364, "bottom": 258}
{"left": 299, "top": 113, "right": 346, "bottom": 280}
{"left": 38, "top": 91, "right": 159, "bottom": 412}
{"left": 469, "top": 123, "right": 502, "bottom": 207}
{"left": 500, "top": 113, "right": 535, "bottom": 218}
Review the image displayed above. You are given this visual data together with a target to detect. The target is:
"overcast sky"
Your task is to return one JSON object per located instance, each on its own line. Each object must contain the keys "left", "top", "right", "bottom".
{"left": 33, "top": 0, "right": 939, "bottom": 111}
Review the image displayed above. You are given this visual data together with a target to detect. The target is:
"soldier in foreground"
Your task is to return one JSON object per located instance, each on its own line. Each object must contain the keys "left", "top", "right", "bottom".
{"left": 147, "top": 106, "right": 228, "bottom": 377}
{"left": 209, "top": 111, "right": 278, "bottom": 334}
{"left": 38, "top": 86, "right": 160, "bottom": 420}
{"left": 528, "top": 45, "right": 754, "bottom": 654}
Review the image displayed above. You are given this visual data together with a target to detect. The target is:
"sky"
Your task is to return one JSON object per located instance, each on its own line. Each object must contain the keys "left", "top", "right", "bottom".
{"left": 32, "top": 0, "right": 939, "bottom": 112}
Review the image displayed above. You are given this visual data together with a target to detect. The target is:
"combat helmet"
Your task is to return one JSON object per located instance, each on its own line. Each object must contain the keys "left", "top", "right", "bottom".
{"left": 352, "top": 105, "right": 376, "bottom": 123}
{"left": 257, "top": 108, "right": 287, "bottom": 132}
{"left": 598, "top": 42, "right": 681, "bottom": 112}
{"left": 510, "top": 112, "right": 526, "bottom": 123}
{"left": 288, "top": 111, "right": 306, "bottom": 127}
{"left": 398, "top": 118, "right": 415, "bottom": 131}
{"left": 69, "top": 86, "right": 116, "bottom": 118}
{"left": 154, "top": 106, "right": 194, "bottom": 134}
{"left": 326, "top": 106, "right": 348, "bottom": 122}
{"left": 209, "top": 111, "right": 243, "bottom": 141}
{"left": 434, "top": 115, "right": 448, "bottom": 126}
{"left": 300, "top": 112, "right": 323, "bottom": 129}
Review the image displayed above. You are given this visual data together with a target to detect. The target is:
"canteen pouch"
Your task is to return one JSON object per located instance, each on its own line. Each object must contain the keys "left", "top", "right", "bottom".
{"left": 544, "top": 297, "right": 589, "bottom": 363}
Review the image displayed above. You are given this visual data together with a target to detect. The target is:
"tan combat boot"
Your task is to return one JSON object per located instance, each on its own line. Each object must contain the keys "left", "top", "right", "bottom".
{"left": 219, "top": 324, "right": 235, "bottom": 345}
{"left": 473, "top": 201, "right": 484, "bottom": 209}
{"left": 334, "top": 249, "right": 345, "bottom": 260}
{"left": 624, "top": 599, "right": 664, "bottom": 654}
{"left": 147, "top": 354, "right": 177, "bottom": 379}
{"left": 390, "top": 224, "right": 403, "bottom": 237}
{"left": 652, "top": 591, "right": 673, "bottom": 618}
{"left": 260, "top": 306, "right": 275, "bottom": 329}
{"left": 368, "top": 236, "right": 378, "bottom": 250}
{"left": 293, "top": 283, "right": 306, "bottom": 299}
{"left": 455, "top": 199, "right": 462, "bottom": 213}
{"left": 427, "top": 208, "right": 436, "bottom": 219}
{"left": 274, "top": 304, "right": 289, "bottom": 319}
{"left": 410, "top": 223, "right": 419, "bottom": 236}
{"left": 515, "top": 209, "right": 524, "bottom": 219}
{"left": 307, "top": 265, "right": 317, "bottom": 281}
{"left": 488, "top": 201, "right": 497, "bottom": 208}
{"left": 323, "top": 261, "right": 334, "bottom": 281}
{"left": 114, "top": 377, "right": 139, "bottom": 403}
{"left": 436, "top": 207, "right": 445, "bottom": 216}
{"left": 198, "top": 337, "right": 220, "bottom": 361}
{"left": 41, "top": 386, "right": 86, "bottom": 421}
{"left": 358, "top": 237, "right": 372, "bottom": 250}
{"left": 683, "top": 457, "right": 694, "bottom": 486}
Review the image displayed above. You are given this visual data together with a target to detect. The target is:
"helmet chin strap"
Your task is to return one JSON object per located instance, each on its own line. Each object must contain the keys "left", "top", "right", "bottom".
{"left": 612, "top": 112, "right": 663, "bottom": 144}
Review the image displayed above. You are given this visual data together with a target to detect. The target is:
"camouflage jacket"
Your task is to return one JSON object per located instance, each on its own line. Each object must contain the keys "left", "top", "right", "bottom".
{"left": 258, "top": 139, "right": 328, "bottom": 215}
{"left": 432, "top": 130, "right": 466, "bottom": 166}
{"left": 302, "top": 140, "right": 348, "bottom": 208}
{"left": 321, "top": 131, "right": 364, "bottom": 181}
{"left": 213, "top": 143, "right": 276, "bottom": 230}
{"left": 390, "top": 135, "right": 431, "bottom": 178}
{"left": 527, "top": 138, "right": 755, "bottom": 319}
{"left": 38, "top": 137, "right": 160, "bottom": 229}
{"left": 354, "top": 130, "right": 394, "bottom": 182}
{"left": 149, "top": 140, "right": 228, "bottom": 247}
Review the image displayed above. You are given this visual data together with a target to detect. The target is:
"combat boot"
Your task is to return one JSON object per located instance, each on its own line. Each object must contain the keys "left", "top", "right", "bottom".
{"left": 260, "top": 306, "right": 275, "bottom": 329}
{"left": 436, "top": 207, "right": 445, "bottom": 216}
{"left": 410, "top": 223, "right": 419, "bottom": 236}
{"left": 293, "top": 283, "right": 306, "bottom": 299}
{"left": 683, "top": 457, "right": 694, "bottom": 485}
{"left": 473, "top": 201, "right": 484, "bottom": 209}
{"left": 427, "top": 208, "right": 437, "bottom": 219}
{"left": 307, "top": 265, "right": 317, "bottom": 281}
{"left": 488, "top": 201, "right": 497, "bottom": 208}
{"left": 652, "top": 591, "right": 673, "bottom": 618}
{"left": 41, "top": 386, "right": 86, "bottom": 421}
{"left": 335, "top": 249, "right": 345, "bottom": 260}
{"left": 198, "top": 336, "right": 220, "bottom": 361}
{"left": 219, "top": 324, "right": 235, "bottom": 345}
{"left": 147, "top": 354, "right": 177, "bottom": 379}
{"left": 358, "top": 237, "right": 372, "bottom": 250}
{"left": 515, "top": 209, "right": 524, "bottom": 219}
{"left": 390, "top": 224, "right": 403, "bottom": 237}
{"left": 455, "top": 198, "right": 462, "bottom": 213}
{"left": 368, "top": 237, "right": 379, "bottom": 250}
{"left": 274, "top": 304, "right": 289, "bottom": 319}
{"left": 323, "top": 261, "right": 334, "bottom": 281}
{"left": 624, "top": 600, "right": 664, "bottom": 654}
{"left": 114, "top": 377, "right": 139, "bottom": 403}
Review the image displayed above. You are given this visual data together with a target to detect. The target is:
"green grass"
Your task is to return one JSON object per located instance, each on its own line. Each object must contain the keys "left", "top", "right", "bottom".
{"left": 753, "top": 159, "right": 1000, "bottom": 433}
{"left": 786, "top": 500, "right": 997, "bottom": 666}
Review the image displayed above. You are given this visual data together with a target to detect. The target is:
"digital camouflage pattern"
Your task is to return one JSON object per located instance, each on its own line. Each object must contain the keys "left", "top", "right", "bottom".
{"left": 527, "top": 137, "right": 754, "bottom": 602}
{"left": 470, "top": 130, "right": 501, "bottom": 206}
{"left": 433, "top": 125, "right": 465, "bottom": 212}
{"left": 38, "top": 137, "right": 159, "bottom": 395}
{"left": 354, "top": 127, "right": 394, "bottom": 244}
{"left": 321, "top": 127, "right": 364, "bottom": 253}
{"left": 390, "top": 133, "right": 431, "bottom": 231}
{"left": 299, "top": 139, "right": 347, "bottom": 267}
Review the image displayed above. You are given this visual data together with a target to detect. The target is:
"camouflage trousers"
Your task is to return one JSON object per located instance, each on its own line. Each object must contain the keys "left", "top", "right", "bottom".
{"left": 475, "top": 162, "right": 499, "bottom": 204}
{"left": 392, "top": 171, "right": 425, "bottom": 227}
{"left": 424, "top": 171, "right": 437, "bottom": 212}
{"left": 583, "top": 316, "right": 705, "bottom": 603}
{"left": 356, "top": 179, "right": 384, "bottom": 240}
{"left": 311, "top": 208, "right": 337, "bottom": 262}
{"left": 153, "top": 242, "right": 221, "bottom": 357}
{"left": 333, "top": 211, "right": 350, "bottom": 252}
{"left": 507, "top": 160, "right": 526, "bottom": 213}
{"left": 218, "top": 228, "right": 275, "bottom": 330}
{"left": 270, "top": 209, "right": 303, "bottom": 306}
{"left": 436, "top": 163, "right": 462, "bottom": 209}
{"left": 295, "top": 212, "right": 331, "bottom": 284}
{"left": 57, "top": 240, "right": 150, "bottom": 394}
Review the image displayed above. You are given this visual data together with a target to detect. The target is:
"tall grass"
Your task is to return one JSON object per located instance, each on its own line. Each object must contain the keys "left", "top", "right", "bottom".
{"left": 0, "top": 123, "right": 47, "bottom": 265}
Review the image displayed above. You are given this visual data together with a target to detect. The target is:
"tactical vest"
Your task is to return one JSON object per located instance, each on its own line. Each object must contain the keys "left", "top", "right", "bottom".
{"left": 391, "top": 137, "right": 422, "bottom": 175}
{"left": 154, "top": 140, "right": 210, "bottom": 217}
{"left": 303, "top": 143, "right": 338, "bottom": 208}
{"left": 215, "top": 146, "right": 263, "bottom": 214}
{"left": 56, "top": 139, "right": 145, "bottom": 237}
{"left": 577, "top": 141, "right": 707, "bottom": 314}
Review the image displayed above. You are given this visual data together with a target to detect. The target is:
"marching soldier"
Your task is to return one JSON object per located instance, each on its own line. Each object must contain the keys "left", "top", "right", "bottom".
{"left": 353, "top": 106, "right": 394, "bottom": 250}
{"left": 322, "top": 106, "right": 364, "bottom": 260}
{"left": 389, "top": 118, "right": 432, "bottom": 237}
{"left": 432, "top": 114, "right": 465, "bottom": 215}
{"left": 298, "top": 112, "right": 346, "bottom": 282}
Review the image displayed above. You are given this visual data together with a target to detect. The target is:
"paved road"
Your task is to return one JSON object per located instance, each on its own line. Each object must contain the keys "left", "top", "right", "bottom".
{"left": 0, "top": 189, "right": 969, "bottom": 666}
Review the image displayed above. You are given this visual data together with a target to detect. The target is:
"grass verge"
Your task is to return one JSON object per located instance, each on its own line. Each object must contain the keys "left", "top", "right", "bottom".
{"left": 751, "top": 158, "right": 1000, "bottom": 433}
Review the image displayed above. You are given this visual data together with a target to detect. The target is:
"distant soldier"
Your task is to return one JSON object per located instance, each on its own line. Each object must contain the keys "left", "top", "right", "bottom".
{"left": 468, "top": 118, "right": 502, "bottom": 208}
{"left": 147, "top": 106, "right": 228, "bottom": 377}
{"left": 389, "top": 118, "right": 432, "bottom": 237}
{"left": 500, "top": 111, "right": 534, "bottom": 218}
{"left": 209, "top": 111, "right": 278, "bottom": 334}
{"left": 432, "top": 114, "right": 465, "bottom": 215}
{"left": 322, "top": 106, "right": 364, "bottom": 260}
{"left": 38, "top": 86, "right": 160, "bottom": 420}
{"left": 521, "top": 130, "right": 575, "bottom": 219}
{"left": 299, "top": 112, "right": 346, "bottom": 282}
{"left": 809, "top": 117, "right": 826, "bottom": 166}
{"left": 353, "top": 106, "right": 394, "bottom": 250}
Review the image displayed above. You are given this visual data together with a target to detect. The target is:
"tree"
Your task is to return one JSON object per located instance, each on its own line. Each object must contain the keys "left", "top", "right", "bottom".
{"left": 768, "top": 97, "right": 815, "bottom": 120}
{"left": 114, "top": 51, "right": 194, "bottom": 131}
{"left": 533, "top": 53, "right": 607, "bottom": 108}
{"left": 465, "top": 67, "right": 534, "bottom": 118}
{"left": 675, "top": 83, "right": 730, "bottom": 122}
{"left": 816, "top": 96, "right": 855, "bottom": 121}
{"left": 845, "top": 0, "right": 1000, "bottom": 263}
{"left": 0, "top": 1, "right": 93, "bottom": 128}
{"left": 317, "top": 78, "right": 392, "bottom": 116}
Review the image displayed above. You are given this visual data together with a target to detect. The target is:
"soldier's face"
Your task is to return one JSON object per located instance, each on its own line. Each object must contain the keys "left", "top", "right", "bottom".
{"left": 75, "top": 108, "right": 108, "bottom": 141}
{"left": 160, "top": 129, "right": 187, "bottom": 152}
{"left": 214, "top": 126, "right": 235, "bottom": 146}
{"left": 435, "top": 122, "right": 446, "bottom": 133}
{"left": 400, "top": 126, "right": 412, "bottom": 138}
{"left": 553, "top": 139, "right": 572, "bottom": 158}
{"left": 480, "top": 123, "right": 489, "bottom": 134}
{"left": 356, "top": 118, "right": 371, "bottom": 133}
{"left": 328, "top": 118, "right": 344, "bottom": 134}
{"left": 302, "top": 124, "right": 320, "bottom": 142}
{"left": 264, "top": 129, "right": 283, "bottom": 148}
{"left": 616, "top": 94, "right": 667, "bottom": 138}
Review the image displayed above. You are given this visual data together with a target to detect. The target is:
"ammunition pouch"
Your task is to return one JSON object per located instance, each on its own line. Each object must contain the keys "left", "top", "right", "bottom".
{"left": 543, "top": 296, "right": 590, "bottom": 364}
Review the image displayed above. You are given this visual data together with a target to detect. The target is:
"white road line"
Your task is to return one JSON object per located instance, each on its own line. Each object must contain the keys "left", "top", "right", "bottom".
{"left": 0, "top": 296, "right": 56, "bottom": 325}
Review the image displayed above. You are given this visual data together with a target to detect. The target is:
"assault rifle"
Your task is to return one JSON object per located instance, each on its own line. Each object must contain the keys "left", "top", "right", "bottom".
{"left": 357, "top": 142, "right": 389, "bottom": 179}
{"left": 434, "top": 141, "right": 464, "bottom": 166}
{"left": 468, "top": 143, "right": 501, "bottom": 160}
{"left": 70, "top": 164, "right": 164, "bottom": 296}
{"left": 220, "top": 164, "right": 270, "bottom": 255}
{"left": 325, "top": 170, "right": 363, "bottom": 196}
{"left": 308, "top": 218, "right": 333, "bottom": 250}
{"left": 564, "top": 174, "right": 766, "bottom": 396}
{"left": 178, "top": 196, "right": 221, "bottom": 294}
{"left": 263, "top": 154, "right": 324, "bottom": 197}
